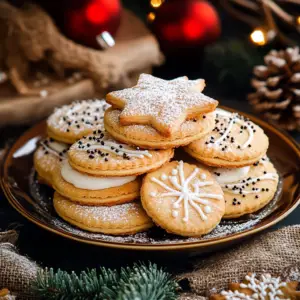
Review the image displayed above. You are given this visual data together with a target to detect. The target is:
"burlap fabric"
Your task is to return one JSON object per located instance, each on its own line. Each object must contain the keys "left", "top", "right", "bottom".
{"left": 0, "top": 231, "right": 39, "bottom": 300}
{"left": 179, "top": 293, "right": 207, "bottom": 300}
{"left": 0, "top": 231, "right": 18, "bottom": 245}
{"left": 1, "top": 226, "right": 300, "bottom": 299}
{"left": 178, "top": 225, "right": 300, "bottom": 298}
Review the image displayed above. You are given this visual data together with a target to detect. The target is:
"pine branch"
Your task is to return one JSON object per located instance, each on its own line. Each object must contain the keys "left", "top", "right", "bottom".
{"left": 117, "top": 262, "right": 179, "bottom": 300}
{"left": 32, "top": 267, "right": 119, "bottom": 299}
{"left": 32, "top": 262, "right": 178, "bottom": 300}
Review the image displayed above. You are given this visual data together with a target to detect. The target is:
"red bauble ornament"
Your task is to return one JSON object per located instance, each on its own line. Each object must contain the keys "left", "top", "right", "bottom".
{"left": 64, "top": 0, "right": 121, "bottom": 48}
{"left": 152, "top": 0, "right": 221, "bottom": 53}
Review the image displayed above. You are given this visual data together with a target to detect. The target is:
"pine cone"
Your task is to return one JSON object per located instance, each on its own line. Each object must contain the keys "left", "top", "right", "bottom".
{"left": 248, "top": 47, "right": 300, "bottom": 131}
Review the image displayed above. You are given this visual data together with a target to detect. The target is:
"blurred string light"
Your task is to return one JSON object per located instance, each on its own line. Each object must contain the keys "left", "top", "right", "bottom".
{"left": 250, "top": 28, "right": 276, "bottom": 46}
{"left": 148, "top": 0, "right": 165, "bottom": 23}
{"left": 220, "top": 0, "right": 300, "bottom": 46}
{"left": 147, "top": 12, "right": 156, "bottom": 22}
{"left": 250, "top": 29, "right": 267, "bottom": 46}
{"left": 150, "top": 0, "right": 163, "bottom": 8}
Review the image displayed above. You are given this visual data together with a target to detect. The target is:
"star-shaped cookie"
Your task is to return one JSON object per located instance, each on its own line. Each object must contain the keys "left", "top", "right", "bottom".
{"left": 106, "top": 74, "right": 218, "bottom": 137}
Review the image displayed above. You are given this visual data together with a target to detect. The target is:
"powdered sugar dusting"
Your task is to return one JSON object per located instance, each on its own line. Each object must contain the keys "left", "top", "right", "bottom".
{"left": 108, "top": 74, "right": 217, "bottom": 132}
{"left": 29, "top": 168, "right": 283, "bottom": 245}
{"left": 55, "top": 197, "right": 141, "bottom": 224}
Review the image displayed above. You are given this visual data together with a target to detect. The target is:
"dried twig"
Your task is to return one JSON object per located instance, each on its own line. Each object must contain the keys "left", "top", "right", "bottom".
{"left": 220, "top": 0, "right": 300, "bottom": 45}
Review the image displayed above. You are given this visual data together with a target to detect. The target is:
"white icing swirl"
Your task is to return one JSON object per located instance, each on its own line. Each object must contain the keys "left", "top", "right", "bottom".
{"left": 61, "top": 161, "right": 136, "bottom": 190}
{"left": 75, "top": 131, "right": 152, "bottom": 159}
{"left": 88, "top": 141, "right": 152, "bottom": 158}
{"left": 212, "top": 109, "right": 254, "bottom": 150}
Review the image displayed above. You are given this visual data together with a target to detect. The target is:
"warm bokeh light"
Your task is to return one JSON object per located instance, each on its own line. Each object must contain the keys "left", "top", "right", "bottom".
{"left": 147, "top": 12, "right": 156, "bottom": 22}
{"left": 250, "top": 29, "right": 266, "bottom": 46}
{"left": 297, "top": 16, "right": 300, "bottom": 25}
{"left": 150, "top": 0, "right": 163, "bottom": 8}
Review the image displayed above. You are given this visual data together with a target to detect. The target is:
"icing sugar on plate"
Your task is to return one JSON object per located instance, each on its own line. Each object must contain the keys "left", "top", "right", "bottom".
{"left": 29, "top": 167, "right": 283, "bottom": 245}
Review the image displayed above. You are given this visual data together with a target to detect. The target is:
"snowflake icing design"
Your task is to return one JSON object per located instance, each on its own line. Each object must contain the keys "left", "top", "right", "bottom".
{"left": 221, "top": 273, "right": 288, "bottom": 300}
{"left": 150, "top": 161, "right": 223, "bottom": 222}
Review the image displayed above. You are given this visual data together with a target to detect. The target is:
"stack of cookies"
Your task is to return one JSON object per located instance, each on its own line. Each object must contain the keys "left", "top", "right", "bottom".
{"left": 184, "top": 108, "right": 278, "bottom": 219}
{"left": 34, "top": 74, "right": 279, "bottom": 237}
{"left": 34, "top": 99, "right": 109, "bottom": 185}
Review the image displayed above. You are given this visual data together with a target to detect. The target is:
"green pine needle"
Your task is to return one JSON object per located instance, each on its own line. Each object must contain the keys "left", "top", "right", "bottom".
{"left": 33, "top": 267, "right": 119, "bottom": 299}
{"left": 117, "top": 262, "right": 179, "bottom": 300}
{"left": 32, "top": 262, "right": 178, "bottom": 300}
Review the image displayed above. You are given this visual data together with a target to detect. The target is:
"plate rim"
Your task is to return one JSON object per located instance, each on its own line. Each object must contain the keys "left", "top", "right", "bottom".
{"left": 2, "top": 106, "right": 300, "bottom": 251}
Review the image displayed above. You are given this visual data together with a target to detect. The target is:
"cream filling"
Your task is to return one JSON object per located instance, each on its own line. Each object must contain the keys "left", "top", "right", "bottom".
{"left": 61, "top": 161, "right": 136, "bottom": 190}
{"left": 213, "top": 166, "right": 250, "bottom": 184}
{"left": 49, "top": 141, "right": 69, "bottom": 153}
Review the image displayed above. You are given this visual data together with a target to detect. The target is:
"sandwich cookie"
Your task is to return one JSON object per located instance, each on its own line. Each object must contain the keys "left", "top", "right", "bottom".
{"left": 53, "top": 192, "right": 153, "bottom": 235}
{"left": 47, "top": 99, "right": 109, "bottom": 144}
{"left": 104, "top": 108, "right": 215, "bottom": 149}
{"left": 106, "top": 73, "right": 218, "bottom": 137}
{"left": 141, "top": 161, "right": 225, "bottom": 237}
{"left": 34, "top": 138, "right": 69, "bottom": 186}
{"left": 52, "top": 160, "right": 140, "bottom": 206}
{"left": 212, "top": 157, "right": 279, "bottom": 218}
{"left": 184, "top": 109, "right": 269, "bottom": 168}
{"left": 68, "top": 129, "right": 174, "bottom": 176}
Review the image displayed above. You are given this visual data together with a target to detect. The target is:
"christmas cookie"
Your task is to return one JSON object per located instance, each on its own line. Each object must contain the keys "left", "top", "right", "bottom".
{"left": 211, "top": 157, "right": 279, "bottom": 218}
{"left": 47, "top": 99, "right": 109, "bottom": 144}
{"left": 104, "top": 108, "right": 215, "bottom": 149}
{"left": 34, "top": 138, "right": 69, "bottom": 186}
{"left": 68, "top": 129, "right": 174, "bottom": 176}
{"left": 211, "top": 273, "right": 300, "bottom": 300}
{"left": 106, "top": 73, "right": 218, "bottom": 137}
{"left": 52, "top": 160, "right": 140, "bottom": 206}
{"left": 184, "top": 109, "right": 269, "bottom": 168}
{"left": 141, "top": 161, "right": 224, "bottom": 237}
{"left": 53, "top": 192, "right": 153, "bottom": 235}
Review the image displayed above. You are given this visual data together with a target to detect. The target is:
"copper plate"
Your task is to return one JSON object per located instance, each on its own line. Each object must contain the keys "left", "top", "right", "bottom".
{"left": 1, "top": 107, "right": 300, "bottom": 253}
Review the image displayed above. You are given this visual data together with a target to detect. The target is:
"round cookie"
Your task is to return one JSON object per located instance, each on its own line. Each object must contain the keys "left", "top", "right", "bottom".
{"left": 47, "top": 99, "right": 109, "bottom": 144}
{"left": 53, "top": 192, "right": 153, "bottom": 235}
{"left": 141, "top": 161, "right": 225, "bottom": 237}
{"left": 104, "top": 108, "right": 215, "bottom": 149}
{"left": 52, "top": 160, "right": 140, "bottom": 206}
{"left": 68, "top": 129, "right": 174, "bottom": 176}
{"left": 34, "top": 138, "right": 69, "bottom": 186}
{"left": 184, "top": 109, "right": 269, "bottom": 168}
{"left": 211, "top": 157, "right": 279, "bottom": 218}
